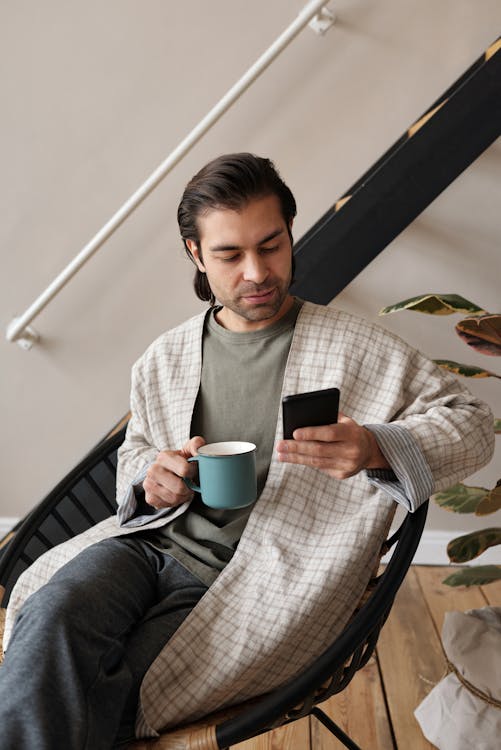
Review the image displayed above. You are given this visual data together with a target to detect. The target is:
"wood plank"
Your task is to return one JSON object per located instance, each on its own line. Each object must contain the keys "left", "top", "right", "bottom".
{"left": 377, "top": 568, "right": 443, "bottom": 750}
{"left": 230, "top": 717, "right": 309, "bottom": 750}
{"left": 0, "top": 531, "right": 15, "bottom": 551}
{"left": 6, "top": 564, "right": 491, "bottom": 750}
{"left": 414, "top": 566, "right": 488, "bottom": 634}
{"left": 480, "top": 578, "right": 501, "bottom": 606}
{"left": 310, "top": 657, "right": 394, "bottom": 750}
{"left": 105, "top": 412, "right": 131, "bottom": 439}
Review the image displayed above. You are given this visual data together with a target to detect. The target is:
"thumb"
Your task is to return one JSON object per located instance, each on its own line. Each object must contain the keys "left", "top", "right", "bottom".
{"left": 183, "top": 435, "right": 206, "bottom": 458}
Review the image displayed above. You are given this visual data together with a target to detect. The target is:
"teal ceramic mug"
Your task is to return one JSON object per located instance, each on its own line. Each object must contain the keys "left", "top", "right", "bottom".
{"left": 183, "top": 441, "right": 257, "bottom": 509}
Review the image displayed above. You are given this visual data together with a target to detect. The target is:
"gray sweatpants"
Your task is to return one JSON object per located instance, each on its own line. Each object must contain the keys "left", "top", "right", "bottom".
{"left": 0, "top": 536, "right": 208, "bottom": 750}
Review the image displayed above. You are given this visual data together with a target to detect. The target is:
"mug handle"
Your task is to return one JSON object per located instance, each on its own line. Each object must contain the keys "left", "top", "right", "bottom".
{"left": 183, "top": 456, "right": 201, "bottom": 492}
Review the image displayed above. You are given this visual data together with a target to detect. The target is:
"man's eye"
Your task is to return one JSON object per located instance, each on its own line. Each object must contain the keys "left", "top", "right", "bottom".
{"left": 261, "top": 245, "right": 278, "bottom": 254}
{"left": 221, "top": 255, "right": 239, "bottom": 263}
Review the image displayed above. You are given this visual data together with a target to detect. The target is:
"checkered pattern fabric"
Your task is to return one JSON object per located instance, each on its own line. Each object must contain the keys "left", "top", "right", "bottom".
{"left": 4, "top": 302, "right": 494, "bottom": 739}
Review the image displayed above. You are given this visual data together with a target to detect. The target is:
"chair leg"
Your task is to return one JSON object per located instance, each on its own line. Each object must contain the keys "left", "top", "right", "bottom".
{"left": 311, "top": 707, "right": 362, "bottom": 750}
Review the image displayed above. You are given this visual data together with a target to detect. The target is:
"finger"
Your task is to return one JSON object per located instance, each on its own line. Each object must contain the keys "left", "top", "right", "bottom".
{"left": 277, "top": 432, "right": 345, "bottom": 457}
{"left": 276, "top": 449, "right": 331, "bottom": 469}
{"left": 144, "top": 490, "right": 184, "bottom": 509}
{"left": 277, "top": 440, "right": 346, "bottom": 466}
{"left": 144, "top": 474, "right": 193, "bottom": 507}
{"left": 277, "top": 436, "right": 364, "bottom": 470}
{"left": 291, "top": 415, "right": 352, "bottom": 442}
{"left": 145, "top": 463, "right": 194, "bottom": 496}
{"left": 277, "top": 438, "right": 332, "bottom": 456}
{"left": 291, "top": 423, "right": 341, "bottom": 443}
{"left": 143, "top": 478, "right": 167, "bottom": 508}
{"left": 144, "top": 486, "right": 168, "bottom": 509}
{"left": 276, "top": 448, "right": 355, "bottom": 477}
{"left": 292, "top": 413, "right": 358, "bottom": 442}
{"left": 155, "top": 450, "right": 194, "bottom": 479}
{"left": 183, "top": 435, "right": 206, "bottom": 458}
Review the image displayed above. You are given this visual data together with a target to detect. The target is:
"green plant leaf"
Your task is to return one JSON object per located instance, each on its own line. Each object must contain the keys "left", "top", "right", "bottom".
{"left": 476, "top": 481, "right": 501, "bottom": 515}
{"left": 434, "top": 360, "right": 501, "bottom": 379}
{"left": 443, "top": 565, "right": 501, "bottom": 587}
{"left": 447, "top": 528, "right": 501, "bottom": 562}
{"left": 434, "top": 483, "right": 488, "bottom": 513}
{"left": 455, "top": 314, "right": 501, "bottom": 356}
{"left": 495, "top": 419, "right": 501, "bottom": 433}
{"left": 379, "top": 294, "right": 485, "bottom": 316}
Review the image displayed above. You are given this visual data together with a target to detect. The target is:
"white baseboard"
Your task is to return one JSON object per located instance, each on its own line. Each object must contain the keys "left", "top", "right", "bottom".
{"left": 383, "top": 529, "right": 501, "bottom": 565}
{"left": 0, "top": 518, "right": 499, "bottom": 565}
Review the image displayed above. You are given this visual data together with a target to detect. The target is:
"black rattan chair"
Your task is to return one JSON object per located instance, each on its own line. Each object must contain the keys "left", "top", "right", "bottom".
{"left": 0, "top": 428, "right": 428, "bottom": 750}
{"left": 0, "top": 426, "right": 125, "bottom": 606}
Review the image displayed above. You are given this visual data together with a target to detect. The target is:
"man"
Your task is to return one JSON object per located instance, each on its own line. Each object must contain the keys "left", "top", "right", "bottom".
{"left": 0, "top": 154, "right": 494, "bottom": 749}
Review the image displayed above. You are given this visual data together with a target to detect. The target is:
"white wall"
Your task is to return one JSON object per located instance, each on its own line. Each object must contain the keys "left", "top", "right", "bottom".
{"left": 1, "top": 1, "right": 500, "bottom": 558}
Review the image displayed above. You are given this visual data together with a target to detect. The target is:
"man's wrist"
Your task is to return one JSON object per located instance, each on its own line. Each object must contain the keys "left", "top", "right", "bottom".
{"left": 363, "top": 428, "right": 391, "bottom": 470}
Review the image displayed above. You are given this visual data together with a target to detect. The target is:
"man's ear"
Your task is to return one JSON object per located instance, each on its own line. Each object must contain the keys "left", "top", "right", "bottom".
{"left": 186, "top": 239, "right": 206, "bottom": 273}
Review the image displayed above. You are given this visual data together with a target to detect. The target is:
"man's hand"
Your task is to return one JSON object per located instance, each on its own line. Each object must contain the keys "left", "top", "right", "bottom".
{"left": 143, "top": 436, "right": 206, "bottom": 509}
{"left": 276, "top": 413, "right": 390, "bottom": 480}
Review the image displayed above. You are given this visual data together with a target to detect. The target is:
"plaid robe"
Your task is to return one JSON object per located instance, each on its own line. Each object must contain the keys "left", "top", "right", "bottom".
{"left": 4, "top": 302, "right": 494, "bottom": 738}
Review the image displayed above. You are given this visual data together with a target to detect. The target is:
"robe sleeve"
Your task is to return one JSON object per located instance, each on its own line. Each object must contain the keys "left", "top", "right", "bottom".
{"left": 115, "top": 358, "right": 158, "bottom": 503}
{"left": 114, "top": 358, "right": 190, "bottom": 526}
{"left": 364, "top": 423, "right": 434, "bottom": 511}
{"left": 362, "top": 339, "right": 494, "bottom": 508}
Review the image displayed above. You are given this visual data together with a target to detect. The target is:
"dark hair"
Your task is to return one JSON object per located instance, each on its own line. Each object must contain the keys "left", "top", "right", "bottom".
{"left": 177, "top": 153, "right": 297, "bottom": 304}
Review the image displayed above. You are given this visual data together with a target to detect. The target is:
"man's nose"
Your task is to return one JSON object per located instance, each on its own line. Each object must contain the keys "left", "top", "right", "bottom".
{"left": 242, "top": 253, "right": 269, "bottom": 284}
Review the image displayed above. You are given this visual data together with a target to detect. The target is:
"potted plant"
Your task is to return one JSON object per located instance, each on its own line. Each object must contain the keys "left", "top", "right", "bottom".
{"left": 380, "top": 293, "right": 501, "bottom": 586}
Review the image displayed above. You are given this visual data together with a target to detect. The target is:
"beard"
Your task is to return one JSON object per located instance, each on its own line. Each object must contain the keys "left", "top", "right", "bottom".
{"left": 216, "top": 274, "right": 292, "bottom": 323}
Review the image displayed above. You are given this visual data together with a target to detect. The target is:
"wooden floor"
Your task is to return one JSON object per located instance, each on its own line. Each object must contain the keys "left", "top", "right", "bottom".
{"left": 231, "top": 566, "right": 501, "bottom": 750}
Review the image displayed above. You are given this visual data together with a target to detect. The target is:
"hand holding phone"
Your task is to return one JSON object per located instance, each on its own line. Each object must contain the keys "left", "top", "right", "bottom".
{"left": 282, "top": 387, "right": 340, "bottom": 440}
{"left": 279, "top": 388, "right": 391, "bottom": 479}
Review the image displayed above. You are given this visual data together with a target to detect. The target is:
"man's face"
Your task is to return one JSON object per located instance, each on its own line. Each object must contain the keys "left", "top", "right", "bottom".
{"left": 186, "top": 194, "right": 294, "bottom": 332}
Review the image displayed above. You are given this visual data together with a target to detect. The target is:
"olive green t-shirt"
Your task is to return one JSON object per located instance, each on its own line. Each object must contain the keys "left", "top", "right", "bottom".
{"left": 144, "top": 299, "right": 302, "bottom": 585}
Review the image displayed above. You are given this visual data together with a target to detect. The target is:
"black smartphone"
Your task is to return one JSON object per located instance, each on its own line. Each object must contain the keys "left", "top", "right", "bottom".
{"left": 282, "top": 387, "right": 340, "bottom": 440}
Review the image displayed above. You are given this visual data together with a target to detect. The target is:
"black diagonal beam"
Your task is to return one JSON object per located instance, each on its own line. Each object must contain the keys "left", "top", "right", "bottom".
{"left": 291, "top": 38, "right": 501, "bottom": 305}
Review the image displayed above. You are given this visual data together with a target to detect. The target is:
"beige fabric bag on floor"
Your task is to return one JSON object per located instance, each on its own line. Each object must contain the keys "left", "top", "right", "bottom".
{"left": 415, "top": 606, "right": 501, "bottom": 750}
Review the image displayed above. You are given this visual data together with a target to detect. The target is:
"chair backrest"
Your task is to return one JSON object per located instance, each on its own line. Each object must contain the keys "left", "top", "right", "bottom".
{"left": 0, "top": 427, "right": 126, "bottom": 606}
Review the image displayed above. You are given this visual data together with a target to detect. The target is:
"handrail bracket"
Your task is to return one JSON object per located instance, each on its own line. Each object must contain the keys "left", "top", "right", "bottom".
{"left": 7, "top": 319, "right": 40, "bottom": 351}
{"left": 309, "top": 6, "right": 336, "bottom": 35}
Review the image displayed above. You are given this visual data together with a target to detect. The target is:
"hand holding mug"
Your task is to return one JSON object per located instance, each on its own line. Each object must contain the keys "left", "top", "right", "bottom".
{"left": 143, "top": 436, "right": 206, "bottom": 509}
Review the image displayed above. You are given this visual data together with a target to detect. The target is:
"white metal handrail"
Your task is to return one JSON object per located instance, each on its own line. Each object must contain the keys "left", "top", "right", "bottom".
{"left": 6, "top": 1, "right": 334, "bottom": 349}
